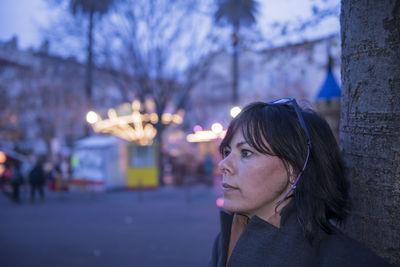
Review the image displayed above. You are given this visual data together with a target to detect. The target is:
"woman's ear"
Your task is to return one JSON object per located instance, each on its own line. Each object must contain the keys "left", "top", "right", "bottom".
{"left": 288, "top": 165, "right": 296, "bottom": 184}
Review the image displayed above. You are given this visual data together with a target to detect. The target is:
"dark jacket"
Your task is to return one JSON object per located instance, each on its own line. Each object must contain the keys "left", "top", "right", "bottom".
{"left": 209, "top": 202, "right": 391, "bottom": 267}
{"left": 29, "top": 165, "right": 46, "bottom": 185}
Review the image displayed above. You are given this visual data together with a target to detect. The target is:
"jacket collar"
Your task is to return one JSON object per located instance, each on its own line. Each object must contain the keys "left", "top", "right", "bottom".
{"left": 219, "top": 200, "right": 297, "bottom": 232}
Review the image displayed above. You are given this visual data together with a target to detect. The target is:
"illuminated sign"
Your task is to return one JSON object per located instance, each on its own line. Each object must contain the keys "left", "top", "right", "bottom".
{"left": 87, "top": 100, "right": 183, "bottom": 145}
{"left": 186, "top": 123, "right": 226, "bottom": 143}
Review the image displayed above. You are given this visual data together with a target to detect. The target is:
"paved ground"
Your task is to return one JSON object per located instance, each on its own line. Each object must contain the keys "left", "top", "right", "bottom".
{"left": 0, "top": 184, "right": 222, "bottom": 267}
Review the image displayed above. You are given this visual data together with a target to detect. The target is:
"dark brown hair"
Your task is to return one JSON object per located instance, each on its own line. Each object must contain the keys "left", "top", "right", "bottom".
{"left": 220, "top": 102, "right": 350, "bottom": 242}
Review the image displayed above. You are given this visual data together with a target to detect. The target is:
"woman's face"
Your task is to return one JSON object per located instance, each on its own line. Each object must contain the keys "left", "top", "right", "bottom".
{"left": 218, "top": 129, "right": 291, "bottom": 219}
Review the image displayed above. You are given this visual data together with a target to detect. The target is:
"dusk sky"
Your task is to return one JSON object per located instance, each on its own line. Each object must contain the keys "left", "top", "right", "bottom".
{"left": 0, "top": 0, "right": 339, "bottom": 51}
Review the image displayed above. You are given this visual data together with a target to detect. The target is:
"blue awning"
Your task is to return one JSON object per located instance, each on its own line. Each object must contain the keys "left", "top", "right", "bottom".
{"left": 316, "top": 70, "right": 341, "bottom": 100}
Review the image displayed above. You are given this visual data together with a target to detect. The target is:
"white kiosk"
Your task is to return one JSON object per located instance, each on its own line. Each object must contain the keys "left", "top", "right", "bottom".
{"left": 71, "top": 136, "right": 127, "bottom": 192}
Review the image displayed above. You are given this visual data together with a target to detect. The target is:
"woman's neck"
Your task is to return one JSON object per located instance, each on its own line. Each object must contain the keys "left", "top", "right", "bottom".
{"left": 249, "top": 198, "right": 293, "bottom": 228}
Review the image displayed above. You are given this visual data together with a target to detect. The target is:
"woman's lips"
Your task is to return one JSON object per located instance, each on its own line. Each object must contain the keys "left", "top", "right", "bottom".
{"left": 222, "top": 183, "right": 239, "bottom": 192}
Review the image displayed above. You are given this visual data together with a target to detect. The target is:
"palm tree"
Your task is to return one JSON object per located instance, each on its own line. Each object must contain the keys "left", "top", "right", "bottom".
{"left": 69, "top": 0, "right": 114, "bottom": 134}
{"left": 214, "top": 0, "right": 258, "bottom": 105}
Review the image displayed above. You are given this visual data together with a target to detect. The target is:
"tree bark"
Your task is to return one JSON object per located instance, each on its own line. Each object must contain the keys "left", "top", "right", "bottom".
{"left": 86, "top": 8, "right": 94, "bottom": 105}
{"left": 155, "top": 121, "right": 165, "bottom": 187}
{"left": 340, "top": 0, "right": 400, "bottom": 265}
{"left": 232, "top": 30, "right": 239, "bottom": 105}
{"left": 84, "top": 8, "right": 94, "bottom": 136}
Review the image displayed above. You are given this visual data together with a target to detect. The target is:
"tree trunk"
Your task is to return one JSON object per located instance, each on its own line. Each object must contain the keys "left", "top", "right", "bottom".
{"left": 155, "top": 125, "right": 165, "bottom": 187}
{"left": 85, "top": 9, "right": 94, "bottom": 136}
{"left": 232, "top": 30, "right": 239, "bottom": 105}
{"left": 340, "top": 1, "right": 400, "bottom": 265}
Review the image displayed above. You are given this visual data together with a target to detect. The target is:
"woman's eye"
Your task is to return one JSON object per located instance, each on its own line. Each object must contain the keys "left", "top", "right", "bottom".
{"left": 241, "top": 149, "right": 253, "bottom": 158}
{"left": 222, "top": 148, "right": 231, "bottom": 158}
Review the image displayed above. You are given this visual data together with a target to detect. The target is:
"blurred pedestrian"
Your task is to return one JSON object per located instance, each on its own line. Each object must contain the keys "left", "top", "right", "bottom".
{"left": 29, "top": 159, "right": 46, "bottom": 202}
{"left": 203, "top": 153, "right": 214, "bottom": 186}
{"left": 47, "top": 162, "right": 61, "bottom": 191}
{"left": 0, "top": 162, "right": 12, "bottom": 190}
{"left": 209, "top": 99, "right": 390, "bottom": 266}
{"left": 174, "top": 155, "right": 187, "bottom": 186}
{"left": 10, "top": 161, "right": 24, "bottom": 203}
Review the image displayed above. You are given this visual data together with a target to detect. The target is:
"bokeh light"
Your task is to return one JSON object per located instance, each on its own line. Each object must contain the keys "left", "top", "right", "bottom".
{"left": 216, "top": 197, "right": 224, "bottom": 208}
{"left": 193, "top": 125, "right": 203, "bottom": 132}
{"left": 86, "top": 111, "right": 99, "bottom": 124}
{"left": 211, "top": 123, "right": 223, "bottom": 134}
{"left": 0, "top": 151, "right": 6, "bottom": 163}
{"left": 230, "top": 106, "right": 242, "bottom": 118}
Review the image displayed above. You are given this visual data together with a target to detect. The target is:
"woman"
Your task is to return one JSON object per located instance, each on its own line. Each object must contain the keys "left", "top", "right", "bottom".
{"left": 209, "top": 99, "right": 390, "bottom": 267}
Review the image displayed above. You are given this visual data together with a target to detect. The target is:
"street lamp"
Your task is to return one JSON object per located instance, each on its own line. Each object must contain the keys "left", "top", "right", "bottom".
{"left": 86, "top": 111, "right": 99, "bottom": 124}
{"left": 230, "top": 106, "right": 242, "bottom": 118}
{"left": 211, "top": 122, "right": 223, "bottom": 134}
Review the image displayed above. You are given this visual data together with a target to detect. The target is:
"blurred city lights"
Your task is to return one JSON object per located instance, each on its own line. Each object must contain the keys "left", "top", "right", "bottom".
{"left": 162, "top": 113, "right": 172, "bottom": 124}
{"left": 108, "top": 108, "right": 118, "bottom": 119}
{"left": 87, "top": 100, "right": 183, "bottom": 145}
{"left": 187, "top": 131, "right": 218, "bottom": 142}
{"left": 230, "top": 106, "right": 242, "bottom": 118}
{"left": 0, "top": 151, "right": 6, "bottom": 163}
{"left": 144, "top": 99, "right": 156, "bottom": 111}
{"left": 172, "top": 114, "right": 183, "bottom": 124}
{"left": 211, "top": 122, "right": 223, "bottom": 134}
{"left": 149, "top": 113, "right": 159, "bottom": 124}
{"left": 186, "top": 125, "right": 226, "bottom": 143}
{"left": 132, "top": 100, "right": 141, "bottom": 110}
{"left": 86, "top": 111, "right": 99, "bottom": 124}
{"left": 193, "top": 125, "right": 203, "bottom": 132}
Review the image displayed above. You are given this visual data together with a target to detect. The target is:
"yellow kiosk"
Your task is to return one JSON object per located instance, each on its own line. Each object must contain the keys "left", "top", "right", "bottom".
{"left": 86, "top": 99, "right": 183, "bottom": 189}
{"left": 127, "top": 143, "right": 159, "bottom": 188}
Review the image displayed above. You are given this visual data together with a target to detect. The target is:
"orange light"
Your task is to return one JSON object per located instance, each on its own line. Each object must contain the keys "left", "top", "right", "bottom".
{"left": 0, "top": 151, "right": 6, "bottom": 163}
{"left": 0, "top": 165, "right": 4, "bottom": 176}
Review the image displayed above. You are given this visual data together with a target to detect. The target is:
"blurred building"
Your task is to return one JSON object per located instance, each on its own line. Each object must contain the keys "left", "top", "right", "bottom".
{"left": 0, "top": 34, "right": 341, "bottom": 167}
{"left": 0, "top": 37, "right": 133, "bottom": 158}
{"left": 188, "top": 34, "right": 341, "bottom": 131}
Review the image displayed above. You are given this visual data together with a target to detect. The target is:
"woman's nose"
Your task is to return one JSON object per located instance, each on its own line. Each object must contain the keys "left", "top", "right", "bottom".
{"left": 218, "top": 156, "right": 233, "bottom": 175}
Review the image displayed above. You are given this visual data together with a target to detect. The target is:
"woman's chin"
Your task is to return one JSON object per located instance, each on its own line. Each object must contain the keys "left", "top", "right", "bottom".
{"left": 223, "top": 200, "right": 241, "bottom": 213}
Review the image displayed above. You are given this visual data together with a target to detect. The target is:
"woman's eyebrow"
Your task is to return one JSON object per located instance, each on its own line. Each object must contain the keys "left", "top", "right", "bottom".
{"left": 235, "top": 141, "right": 248, "bottom": 148}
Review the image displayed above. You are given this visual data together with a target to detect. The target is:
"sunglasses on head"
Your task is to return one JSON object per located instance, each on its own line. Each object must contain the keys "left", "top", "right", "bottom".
{"left": 267, "top": 98, "right": 311, "bottom": 148}
{"left": 267, "top": 98, "right": 312, "bottom": 212}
